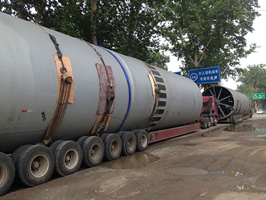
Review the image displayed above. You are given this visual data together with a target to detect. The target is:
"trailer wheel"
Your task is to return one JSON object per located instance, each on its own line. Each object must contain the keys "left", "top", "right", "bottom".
{"left": 201, "top": 119, "right": 207, "bottom": 129}
{"left": 202, "top": 121, "right": 207, "bottom": 129}
{"left": 213, "top": 118, "right": 217, "bottom": 126}
{"left": 207, "top": 119, "right": 211, "bottom": 128}
{"left": 11, "top": 145, "right": 32, "bottom": 165}
{"left": 49, "top": 140, "right": 63, "bottom": 153}
{"left": 99, "top": 133, "right": 108, "bottom": 142}
{"left": 16, "top": 145, "right": 54, "bottom": 186}
{"left": 76, "top": 136, "right": 88, "bottom": 147}
{"left": 82, "top": 136, "right": 104, "bottom": 167}
{"left": 104, "top": 134, "right": 122, "bottom": 161}
{"left": 54, "top": 141, "right": 83, "bottom": 176}
{"left": 135, "top": 129, "right": 149, "bottom": 151}
{"left": 0, "top": 153, "right": 15, "bottom": 196}
{"left": 118, "top": 131, "right": 126, "bottom": 137}
{"left": 121, "top": 131, "right": 137, "bottom": 156}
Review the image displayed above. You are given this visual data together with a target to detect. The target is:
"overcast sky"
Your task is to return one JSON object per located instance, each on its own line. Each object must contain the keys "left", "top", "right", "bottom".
{"left": 167, "top": 0, "right": 266, "bottom": 90}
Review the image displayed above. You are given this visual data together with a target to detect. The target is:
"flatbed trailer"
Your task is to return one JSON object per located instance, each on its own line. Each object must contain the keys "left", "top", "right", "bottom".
{"left": 148, "top": 123, "right": 201, "bottom": 144}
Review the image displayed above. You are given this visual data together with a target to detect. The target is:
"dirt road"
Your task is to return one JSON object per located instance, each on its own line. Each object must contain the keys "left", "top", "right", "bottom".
{"left": 2, "top": 114, "right": 266, "bottom": 200}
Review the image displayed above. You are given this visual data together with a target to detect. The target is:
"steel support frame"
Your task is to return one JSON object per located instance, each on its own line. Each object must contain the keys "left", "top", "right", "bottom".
{"left": 148, "top": 123, "right": 201, "bottom": 144}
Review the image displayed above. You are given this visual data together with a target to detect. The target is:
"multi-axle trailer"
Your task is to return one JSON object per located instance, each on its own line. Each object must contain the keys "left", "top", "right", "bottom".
{"left": 0, "top": 12, "right": 251, "bottom": 196}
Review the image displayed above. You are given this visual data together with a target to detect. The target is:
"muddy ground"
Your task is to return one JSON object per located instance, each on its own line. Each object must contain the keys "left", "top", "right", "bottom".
{"left": 2, "top": 114, "right": 266, "bottom": 200}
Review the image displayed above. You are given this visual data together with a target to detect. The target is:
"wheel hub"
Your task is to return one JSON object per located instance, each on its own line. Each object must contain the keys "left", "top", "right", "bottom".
{"left": 32, "top": 160, "right": 40, "bottom": 170}
{"left": 65, "top": 154, "right": 71, "bottom": 164}
{"left": 0, "top": 164, "right": 8, "bottom": 187}
{"left": 30, "top": 156, "right": 49, "bottom": 178}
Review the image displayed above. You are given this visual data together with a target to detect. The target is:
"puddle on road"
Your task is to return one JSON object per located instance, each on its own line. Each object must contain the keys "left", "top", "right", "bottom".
{"left": 237, "top": 185, "right": 252, "bottom": 190}
{"left": 225, "top": 170, "right": 243, "bottom": 177}
{"left": 182, "top": 143, "right": 199, "bottom": 146}
{"left": 165, "top": 167, "right": 208, "bottom": 176}
{"left": 224, "top": 124, "right": 266, "bottom": 133}
{"left": 236, "top": 185, "right": 266, "bottom": 191}
{"left": 201, "top": 128, "right": 225, "bottom": 137}
{"left": 225, "top": 124, "right": 255, "bottom": 132}
{"left": 101, "top": 152, "right": 159, "bottom": 169}
{"left": 224, "top": 124, "right": 266, "bottom": 141}
{"left": 164, "top": 167, "right": 266, "bottom": 192}
{"left": 165, "top": 167, "right": 243, "bottom": 177}
{"left": 208, "top": 170, "right": 243, "bottom": 177}
{"left": 255, "top": 128, "right": 266, "bottom": 133}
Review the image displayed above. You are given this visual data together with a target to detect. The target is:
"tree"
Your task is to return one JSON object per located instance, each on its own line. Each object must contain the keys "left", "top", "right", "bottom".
{"left": 161, "top": 0, "right": 260, "bottom": 78}
{"left": 94, "top": 0, "right": 169, "bottom": 68}
{"left": 237, "top": 64, "right": 266, "bottom": 110}
{"left": 91, "top": 0, "right": 97, "bottom": 44}
{"left": 1, "top": 0, "right": 169, "bottom": 69}
{"left": 41, "top": 0, "right": 89, "bottom": 39}
{"left": 0, "top": 0, "right": 50, "bottom": 23}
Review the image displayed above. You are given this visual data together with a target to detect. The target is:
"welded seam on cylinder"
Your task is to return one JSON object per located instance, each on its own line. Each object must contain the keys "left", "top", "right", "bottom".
{"left": 95, "top": 45, "right": 132, "bottom": 132}
{"left": 43, "top": 34, "right": 73, "bottom": 145}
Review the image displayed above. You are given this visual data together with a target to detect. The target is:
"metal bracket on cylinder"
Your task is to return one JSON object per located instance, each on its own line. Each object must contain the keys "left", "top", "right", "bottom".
{"left": 91, "top": 63, "right": 116, "bottom": 135}
{"left": 42, "top": 55, "right": 74, "bottom": 145}
{"left": 143, "top": 62, "right": 166, "bottom": 130}
{"left": 80, "top": 41, "right": 116, "bottom": 135}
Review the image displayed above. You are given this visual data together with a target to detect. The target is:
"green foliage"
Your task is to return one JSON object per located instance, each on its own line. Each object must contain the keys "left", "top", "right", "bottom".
{"left": 237, "top": 64, "right": 266, "bottom": 109}
{"left": 0, "top": 0, "right": 48, "bottom": 22}
{"left": 41, "top": 0, "right": 89, "bottom": 39}
{"left": 94, "top": 0, "right": 169, "bottom": 69}
{"left": 161, "top": 0, "right": 260, "bottom": 79}
{"left": 1, "top": 0, "right": 260, "bottom": 72}
{"left": 0, "top": 0, "right": 169, "bottom": 69}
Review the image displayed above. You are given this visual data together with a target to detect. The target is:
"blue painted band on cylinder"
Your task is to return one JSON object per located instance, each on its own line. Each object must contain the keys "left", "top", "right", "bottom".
{"left": 96, "top": 45, "right": 131, "bottom": 131}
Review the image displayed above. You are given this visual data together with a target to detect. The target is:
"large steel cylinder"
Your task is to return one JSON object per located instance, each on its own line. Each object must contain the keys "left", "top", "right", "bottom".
{"left": 0, "top": 12, "right": 202, "bottom": 153}
{"left": 202, "top": 86, "right": 251, "bottom": 120}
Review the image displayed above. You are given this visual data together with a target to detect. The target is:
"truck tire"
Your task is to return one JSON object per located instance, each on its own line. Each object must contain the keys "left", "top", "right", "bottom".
{"left": 213, "top": 118, "right": 218, "bottom": 126}
{"left": 118, "top": 131, "right": 126, "bottom": 137}
{"left": 0, "top": 153, "right": 15, "bottom": 196}
{"left": 76, "top": 136, "right": 88, "bottom": 147}
{"left": 104, "top": 134, "right": 122, "bottom": 161}
{"left": 207, "top": 118, "right": 211, "bottom": 128}
{"left": 121, "top": 131, "right": 137, "bottom": 156}
{"left": 135, "top": 129, "right": 149, "bottom": 151}
{"left": 201, "top": 118, "right": 207, "bottom": 129}
{"left": 54, "top": 141, "right": 83, "bottom": 176}
{"left": 99, "top": 134, "right": 108, "bottom": 142}
{"left": 82, "top": 136, "right": 104, "bottom": 167}
{"left": 49, "top": 140, "right": 64, "bottom": 153}
{"left": 11, "top": 145, "right": 32, "bottom": 165}
{"left": 16, "top": 145, "right": 54, "bottom": 186}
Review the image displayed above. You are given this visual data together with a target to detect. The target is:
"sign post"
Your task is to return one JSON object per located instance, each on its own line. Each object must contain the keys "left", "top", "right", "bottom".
{"left": 173, "top": 71, "right": 181, "bottom": 75}
{"left": 189, "top": 66, "right": 220, "bottom": 84}
{"left": 252, "top": 93, "right": 265, "bottom": 100}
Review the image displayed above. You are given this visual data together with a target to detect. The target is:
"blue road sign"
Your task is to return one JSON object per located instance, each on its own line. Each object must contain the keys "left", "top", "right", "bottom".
{"left": 189, "top": 66, "right": 220, "bottom": 84}
{"left": 174, "top": 71, "right": 181, "bottom": 75}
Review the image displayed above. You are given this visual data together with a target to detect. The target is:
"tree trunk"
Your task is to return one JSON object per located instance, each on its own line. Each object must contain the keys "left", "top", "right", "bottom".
{"left": 35, "top": 0, "right": 46, "bottom": 24}
{"left": 17, "top": 0, "right": 26, "bottom": 20}
{"left": 91, "top": 0, "right": 97, "bottom": 45}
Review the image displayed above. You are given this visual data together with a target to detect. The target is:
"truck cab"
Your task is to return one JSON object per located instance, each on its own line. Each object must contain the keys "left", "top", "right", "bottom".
{"left": 199, "top": 96, "right": 219, "bottom": 128}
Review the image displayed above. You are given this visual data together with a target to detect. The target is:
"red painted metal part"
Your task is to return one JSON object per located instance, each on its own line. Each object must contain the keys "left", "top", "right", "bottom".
{"left": 148, "top": 123, "right": 201, "bottom": 144}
